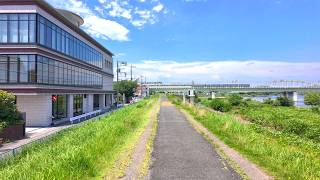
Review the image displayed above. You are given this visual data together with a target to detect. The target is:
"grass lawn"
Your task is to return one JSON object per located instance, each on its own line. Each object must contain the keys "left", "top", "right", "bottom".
{"left": 169, "top": 95, "right": 320, "bottom": 179}
{"left": 0, "top": 96, "right": 159, "bottom": 179}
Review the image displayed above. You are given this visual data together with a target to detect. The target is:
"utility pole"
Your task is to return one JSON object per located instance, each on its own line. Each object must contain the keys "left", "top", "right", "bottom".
{"left": 130, "top": 64, "right": 136, "bottom": 81}
{"left": 116, "top": 60, "right": 127, "bottom": 106}
{"left": 117, "top": 60, "right": 119, "bottom": 82}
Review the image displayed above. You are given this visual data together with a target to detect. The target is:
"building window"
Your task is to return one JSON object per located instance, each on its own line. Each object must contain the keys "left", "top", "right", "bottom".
{"left": 73, "top": 95, "right": 83, "bottom": 116}
{"left": 8, "top": 55, "right": 18, "bottom": 83}
{"left": 0, "top": 14, "right": 36, "bottom": 43}
{"left": 0, "top": 14, "right": 8, "bottom": 43}
{"left": 1, "top": 54, "right": 103, "bottom": 88}
{"left": 93, "top": 94, "right": 100, "bottom": 110}
{"left": 19, "top": 14, "right": 29, "bottom": 43}
{"left": 19, "top": 55, "right": 28, "bottom": 82}
{"left": 0, "top": 56, "right": 7, "bottom": 82}
{"left": 28, "top": 14, "right": 36, "bottom": 43}
{"left": 0, "top": 13, "right": 106, "bottom": 68}
{"left": 52, "top": 95, "right": 67, "bottom": 120}
{"left": 0, "top": 55, "right": 37, "bottom": 83}
{"left": 28, "top": 55, "right": 36, "bottom": 82}
{"left": 8, "top": 14, "right": 18, "bottom": 43}
{"left": 36, "top": 14, "right": 103, "bottom": 68}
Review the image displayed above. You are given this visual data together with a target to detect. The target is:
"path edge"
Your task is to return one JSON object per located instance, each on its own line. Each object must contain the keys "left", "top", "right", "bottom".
{"left": 179, "top": 107, "right": 273, "bottom": 180}
{"left": 119, "top": 97, "right": 161, "bottom": 180}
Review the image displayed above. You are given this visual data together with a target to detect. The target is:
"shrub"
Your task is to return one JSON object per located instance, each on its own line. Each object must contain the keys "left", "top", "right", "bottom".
{"left": 209, "top": 99, "right": 232, "bottom": 112}
{"left": 311, "top": 106, "right": 320, "bottom": 114}
{"left": 263, "top": 98, "right": 274, "bottom": 105}
{"left": 0, "top": 90, "right": 21, "bottom": 128}
{"left": 304, "top": 92, "right": 320, "bottom": 106}
{"left": 228, "top": 94, "right": 243, "bottom": 106}
{"left": 275, "top": 96, "right": 294, "bottom": 107}
{"left": 264, "top": 97, "right": 294, "bottom": 107}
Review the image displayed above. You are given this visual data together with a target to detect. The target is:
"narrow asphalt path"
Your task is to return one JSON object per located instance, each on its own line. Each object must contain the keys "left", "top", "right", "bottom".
{"left": 149, "top": 97, "right": 241, "bottom": 180}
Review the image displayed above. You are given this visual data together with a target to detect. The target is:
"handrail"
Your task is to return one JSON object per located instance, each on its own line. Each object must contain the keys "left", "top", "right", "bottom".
{"left": 70, "top": 109, "right": 102, "bottom": 124}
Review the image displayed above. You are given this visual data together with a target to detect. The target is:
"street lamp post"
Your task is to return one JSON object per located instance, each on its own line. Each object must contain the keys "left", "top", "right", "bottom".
{"left": 116, "top": 60, "right": 127, "bottom": 106}
{"left": 130, "top": 64, "right": 136, "bottom": 81}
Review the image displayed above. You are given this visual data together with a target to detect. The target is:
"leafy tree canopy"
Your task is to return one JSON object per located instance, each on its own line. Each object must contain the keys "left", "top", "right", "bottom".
{"left": 113, "top": 80, "right": 138, "bottom": 98}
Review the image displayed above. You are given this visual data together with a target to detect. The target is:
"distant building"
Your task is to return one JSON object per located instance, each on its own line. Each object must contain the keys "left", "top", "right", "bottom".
{"left": 0, "top": 0, "right": 114, "bottom": 126}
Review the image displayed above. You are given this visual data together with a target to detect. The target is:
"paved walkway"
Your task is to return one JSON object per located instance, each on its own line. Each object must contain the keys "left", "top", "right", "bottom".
{"left": 149, "top": 98, "right": 241, "bottom": 180}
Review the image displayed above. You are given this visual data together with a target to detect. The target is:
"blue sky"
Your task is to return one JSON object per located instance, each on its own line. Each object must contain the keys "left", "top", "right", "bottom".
{"left": 47, "top": 0, "right": 320, "bottom": 84}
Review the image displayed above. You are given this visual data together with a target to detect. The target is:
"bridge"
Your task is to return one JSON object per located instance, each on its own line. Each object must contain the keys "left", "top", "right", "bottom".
{"left": 147, "top": 84, "right": 320, "bottom": 102}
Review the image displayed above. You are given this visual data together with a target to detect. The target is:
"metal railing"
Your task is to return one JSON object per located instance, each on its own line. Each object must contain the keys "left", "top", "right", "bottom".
{"left": 69, "top": 109, "right": 102, "bottom": 124}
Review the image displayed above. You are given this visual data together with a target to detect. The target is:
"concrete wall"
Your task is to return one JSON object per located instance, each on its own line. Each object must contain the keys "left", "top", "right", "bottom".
{"left": 99, "top": 94, "right": 105, "bottom": 109}
{"left": 16, "top": 95, "right": 52, "bottom": 127}
{"left": 105, "top": 94, "right": 112, "bottom": 107}
{"left": 87, "top": 94, "right": 94, "bottom": 112}
{"left": 67, "top": 94, "right": 74, "bottom": 118}
{"left": 102, "top": 76, "right": 113, "bottom": 91}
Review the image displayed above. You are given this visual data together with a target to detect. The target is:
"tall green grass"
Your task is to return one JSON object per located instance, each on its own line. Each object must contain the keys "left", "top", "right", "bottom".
{"left": 0, "top": 96, "right": 158, "bottom": 179}
{"left": 200, "top": 96, "right": 320, "bottom": 142}
{"left": 237, "top": 102, "right": 320, "bottom": 141}
{"left": 169, "top": 95, "right": 320, "bottom": 179}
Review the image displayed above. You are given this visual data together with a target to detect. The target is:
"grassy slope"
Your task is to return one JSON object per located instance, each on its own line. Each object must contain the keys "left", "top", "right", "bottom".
{"left": 235, "top": 102, "right": 320, "bottom": 141}
{"left": 201, "top": 97, "right": 320, "bottom": 142}
{"left": 170, "top": 96, "right": 320, "bottom": 179}
{"left": 0, "top": 96, "right": 158, "bottom": 179}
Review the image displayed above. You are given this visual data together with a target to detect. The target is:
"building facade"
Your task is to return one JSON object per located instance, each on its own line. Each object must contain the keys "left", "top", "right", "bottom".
{"left": 0, "top": 0, "right": 114, "bottom": 126}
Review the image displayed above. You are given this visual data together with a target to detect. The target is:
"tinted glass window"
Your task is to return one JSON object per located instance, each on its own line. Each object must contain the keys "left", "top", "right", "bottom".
{"left": 19, "top": 55, "right": 28, "bottom": 82}
{"left": 9, "top": 14, "right": 18, "bottom": 43}
{"left": 0, "top": 56, "right": 7, "bottom": 82}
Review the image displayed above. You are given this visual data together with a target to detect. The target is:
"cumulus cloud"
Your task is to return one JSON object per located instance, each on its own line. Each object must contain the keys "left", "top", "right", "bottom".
{"left": 97, "top": 0, "right": 166, "bottom": 28}
{"left": 153, "top": 3, "right": 164, "bottom": 12}
{"left": 126, "top": 60, "right": 320, "bottom": 84}
{"left": 46, "top": 0, "right": 130, "bottom": 41}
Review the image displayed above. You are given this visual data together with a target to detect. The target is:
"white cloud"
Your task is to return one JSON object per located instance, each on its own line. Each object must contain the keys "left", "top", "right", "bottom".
{"left": 153, "top": 3, "right": 164, "bottom": 12}
{"left": 83, "top": 15, "right": 129, "bottom": 41}
{"left": 46, "top": 0, "right": 129, "bottom": 41}
{"left": 97, "top": 0, "right": 166, "bottom": 28}
{"left": 107, "top": 1, "right": 132, "bottom": 19}
{"left": 129, "top": 60, "right": 320, "bottom": 84}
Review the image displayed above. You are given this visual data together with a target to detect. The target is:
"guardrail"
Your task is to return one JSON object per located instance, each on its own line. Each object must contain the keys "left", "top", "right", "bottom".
{"left": 0, "top": 107, "right": 122, "bottom": 161}
{"left": 70, "top": 109, "right": 102, "bottom": 124}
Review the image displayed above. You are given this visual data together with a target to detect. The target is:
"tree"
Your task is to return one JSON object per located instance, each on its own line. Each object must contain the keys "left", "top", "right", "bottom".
{"left": 304, "top": 92, "right": 320, "bottom": 106}
{"left": 113, "top": 80, "right": 138, "bottom": 101}
{"left": 0, "top": 90, "right": 21, "bottom": 129}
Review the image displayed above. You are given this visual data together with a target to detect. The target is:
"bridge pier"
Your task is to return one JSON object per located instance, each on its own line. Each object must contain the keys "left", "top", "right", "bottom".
{"left": 189, "top": 89, "right": 195, "bottom": 97}
{"left": 211, "top": 91, "right": 216, "bottom": 99}
{"left": 183, "top": 93, "right": 186, "bottom": 104}
{"left": 283, "top": 91, "right": 298, "bottom": 102}
{"left": 188, "top": 89, "right": 195, "bottom": 104}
